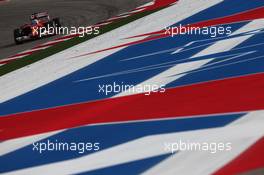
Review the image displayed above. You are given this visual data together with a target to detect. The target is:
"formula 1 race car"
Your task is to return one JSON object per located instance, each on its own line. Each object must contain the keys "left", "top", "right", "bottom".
{"left": 13, "top": 12, "right": 61, "bottom": 44}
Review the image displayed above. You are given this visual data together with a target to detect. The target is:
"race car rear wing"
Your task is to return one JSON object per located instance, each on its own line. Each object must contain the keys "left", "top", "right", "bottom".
{"left": 31, "top": 12, "right": 49, "bottom": 20}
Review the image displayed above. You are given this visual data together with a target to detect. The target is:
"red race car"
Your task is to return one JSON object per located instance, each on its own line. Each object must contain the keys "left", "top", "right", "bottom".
{"left": 13, "top": 12, "right": 61, "bottom": 44}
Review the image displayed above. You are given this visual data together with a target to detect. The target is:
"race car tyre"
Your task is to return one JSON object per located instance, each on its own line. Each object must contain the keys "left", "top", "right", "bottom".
{"left": 14, "top": 29, "right": 23, "bottom": 44}
{"left": 53, "top": 18, "right": 61, "bottom": 28}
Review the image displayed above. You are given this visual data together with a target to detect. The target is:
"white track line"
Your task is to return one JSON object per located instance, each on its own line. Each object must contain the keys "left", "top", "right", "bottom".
{"left": 0, "top": 55, "right": 25, "bottom": 63}
{"left": 1, "top": 46, "right": 50, "bottom": 61}
{"left": 0, "top": 46, "right": 50, "bottom": 63}
{"left": 93, "top": 21, "right": 112, "bottom": 27}
{"left": 106, "top": 15, "right": 130, "bottom": 21}
{"left": 37, "top": 39, "right": 70, "bottom": 46}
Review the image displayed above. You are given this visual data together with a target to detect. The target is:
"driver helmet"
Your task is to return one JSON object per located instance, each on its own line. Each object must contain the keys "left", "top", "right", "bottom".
{"left": 31, "top": 19, "right": 39, "bottom": 25}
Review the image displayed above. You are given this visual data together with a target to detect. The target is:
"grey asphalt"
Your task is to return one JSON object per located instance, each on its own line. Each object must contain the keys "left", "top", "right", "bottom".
{"left": 0, "top": 0, "right": 151, "bottom": 60}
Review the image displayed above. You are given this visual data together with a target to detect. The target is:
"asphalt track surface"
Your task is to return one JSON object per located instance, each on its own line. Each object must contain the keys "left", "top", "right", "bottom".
{"left": 0, "top": 0, "right": 151, "bottom": 60}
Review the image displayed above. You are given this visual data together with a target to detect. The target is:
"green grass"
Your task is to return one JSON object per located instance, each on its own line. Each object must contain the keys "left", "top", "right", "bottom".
{"left": 0, "top": 8, "right": 162, "bottom": 77}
